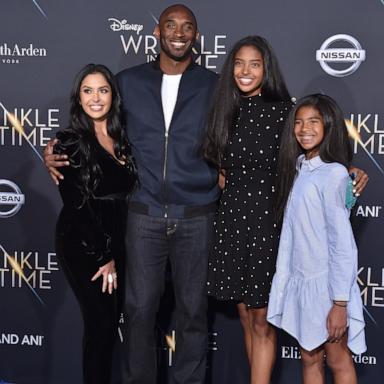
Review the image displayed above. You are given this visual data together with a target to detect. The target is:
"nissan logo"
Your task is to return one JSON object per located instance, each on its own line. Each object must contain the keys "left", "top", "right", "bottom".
{"left": 316, "top": 34, "right": 366, "bottom": 77}
{"left": 0, "top": 179, "right": 25, "bottom": 218}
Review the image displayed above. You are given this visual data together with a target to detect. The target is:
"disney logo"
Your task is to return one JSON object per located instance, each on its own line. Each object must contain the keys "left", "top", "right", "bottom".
{"left": 108, "top": 18, "right": 143, "bottom": 35}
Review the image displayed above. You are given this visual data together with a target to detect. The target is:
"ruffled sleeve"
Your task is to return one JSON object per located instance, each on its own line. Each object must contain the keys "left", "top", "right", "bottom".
{"left": 54, "top": 129, "right": 113, "bottom": 267}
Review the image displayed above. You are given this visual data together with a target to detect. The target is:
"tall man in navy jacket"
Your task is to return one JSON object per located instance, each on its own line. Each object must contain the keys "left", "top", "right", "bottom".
{"left": 115, "top": 4, "right": 219, "bottom": 384}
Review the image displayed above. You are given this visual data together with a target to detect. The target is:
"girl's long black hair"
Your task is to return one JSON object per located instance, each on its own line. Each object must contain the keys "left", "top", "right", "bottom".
{"left": 67, "top": 63, "right": 130, "bottom": 200}
{"left": 203, "top": 35, "right": 291, "bottom": 168}
{"left": 275, "top": 93, "right": 353, "bottom": 222}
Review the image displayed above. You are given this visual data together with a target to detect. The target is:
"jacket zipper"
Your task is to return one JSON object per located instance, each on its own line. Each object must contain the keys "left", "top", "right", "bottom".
{"left": 163, "top": 131, "right": 169, "bottom": 218}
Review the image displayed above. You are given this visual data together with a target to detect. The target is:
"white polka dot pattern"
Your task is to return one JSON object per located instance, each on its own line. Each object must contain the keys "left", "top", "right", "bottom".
{"left": 207, "top": 95, "right": 293, "bottom": 308}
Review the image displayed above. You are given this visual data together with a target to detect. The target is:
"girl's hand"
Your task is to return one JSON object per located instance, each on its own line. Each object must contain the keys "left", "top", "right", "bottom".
{"left": 349, "top": 166, "right": 369, "bottom": 196}
{"left": 91, "top": 259, "right": 117, "bottom": 294}
{"left": 326, "top": 303, "right": 347, "bottom": 343}
{"left": 218, "top": 169, "right": 226, "bottom": 190}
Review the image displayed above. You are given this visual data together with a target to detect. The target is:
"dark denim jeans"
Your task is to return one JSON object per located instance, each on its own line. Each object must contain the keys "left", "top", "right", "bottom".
{"left": 121, "top": 211, "right": 215, "bottom": 384}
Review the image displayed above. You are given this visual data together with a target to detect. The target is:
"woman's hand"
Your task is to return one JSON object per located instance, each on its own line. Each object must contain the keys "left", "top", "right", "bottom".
{"left": 327, "top": 302, "right": 347, "bottom": 343}
{"left": 44, "top": 138, "right": 69, "bottom": 185}
{"left": 349, "top": 166, "right": 369, "bottom": 196}
{"left": 218, "top": 169, "right": 226, "bottom": 190}
{"left": 91, "top": 259, "right": 117, "bottom": 294}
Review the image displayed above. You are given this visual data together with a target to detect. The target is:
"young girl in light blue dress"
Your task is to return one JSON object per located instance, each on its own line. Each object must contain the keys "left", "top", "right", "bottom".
{"left": 267, "top": 94, "right": 366, "bottom": 383}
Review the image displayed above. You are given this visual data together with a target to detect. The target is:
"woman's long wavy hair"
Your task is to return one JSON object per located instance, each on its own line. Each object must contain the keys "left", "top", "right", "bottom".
{"left": 275, "top": 94, "right": 353, "bottom": 222}
{"left": 203, "top": 35, "right": 291, "bottom": 168}
{"left": 68, "top": 63, "right": 130, "bottom": 200}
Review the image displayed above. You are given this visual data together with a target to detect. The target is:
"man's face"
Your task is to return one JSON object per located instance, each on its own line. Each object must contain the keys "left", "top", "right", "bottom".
{"left": 154, "top": 6, "right": 198, "bottom": 62}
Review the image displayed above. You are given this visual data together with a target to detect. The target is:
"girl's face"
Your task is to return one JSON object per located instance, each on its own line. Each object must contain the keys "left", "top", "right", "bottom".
{"left": 294, "top": 106, "right": 324, "bottom": 159}
{"left": 233, "top": 45, "right": 264, "bottom": 97}
{"left": 79, "top": 72, "right": 112, "bottom": 121}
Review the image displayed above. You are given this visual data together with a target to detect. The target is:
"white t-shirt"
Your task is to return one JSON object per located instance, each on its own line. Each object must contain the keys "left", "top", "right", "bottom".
{"left": 161, "top": 74, "right": 182, "bottom": 135}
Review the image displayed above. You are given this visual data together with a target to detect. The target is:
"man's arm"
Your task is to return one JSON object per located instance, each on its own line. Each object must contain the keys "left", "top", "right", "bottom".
{"left": 44, "top": 138, "right": 70, "bottom": 185}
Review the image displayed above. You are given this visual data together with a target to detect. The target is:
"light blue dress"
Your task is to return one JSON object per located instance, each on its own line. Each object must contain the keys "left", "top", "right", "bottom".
{"left": 267, "top": 155, "right": 366, "bottom": 353}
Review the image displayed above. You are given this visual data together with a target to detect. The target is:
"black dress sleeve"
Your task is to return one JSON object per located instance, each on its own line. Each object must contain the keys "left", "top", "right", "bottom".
{"left": 54, "top": 129, "right": 113, "bottom": 267}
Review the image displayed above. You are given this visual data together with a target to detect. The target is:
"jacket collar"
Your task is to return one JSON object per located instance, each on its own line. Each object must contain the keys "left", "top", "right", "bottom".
{"left": 151, "top": 54, "right": 196, "bottom": 73}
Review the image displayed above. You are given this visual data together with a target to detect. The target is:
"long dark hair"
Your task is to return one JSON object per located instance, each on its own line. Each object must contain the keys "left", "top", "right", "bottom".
{"left": 203, "top": 35, "right": 291, "bottom": 167}
{"left": 275, "top": 93, "right": 353, "bottom": 222}
{"left": 67, "top": 63, "right": 130, "bottom": 200}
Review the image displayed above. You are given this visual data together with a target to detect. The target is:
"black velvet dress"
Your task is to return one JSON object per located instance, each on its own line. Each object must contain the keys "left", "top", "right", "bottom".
{"left": 54, "top": 129, "right": 137, "bottom": 384}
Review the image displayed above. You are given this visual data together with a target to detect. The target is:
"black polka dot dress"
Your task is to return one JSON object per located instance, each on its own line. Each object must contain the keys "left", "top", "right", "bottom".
{"left": 207, "top": 94, "right": 292, "bottom": 308}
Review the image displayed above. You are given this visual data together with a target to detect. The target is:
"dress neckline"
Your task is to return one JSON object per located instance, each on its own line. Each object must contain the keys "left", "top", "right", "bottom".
{"left": 296, "top": 154, "right": 324, "bottom": 172}
{"left": 241, "top": 93, "right": 263, "bottom": 103}
{"left": 93, "top": 136, "right": 126, "bottom": 167}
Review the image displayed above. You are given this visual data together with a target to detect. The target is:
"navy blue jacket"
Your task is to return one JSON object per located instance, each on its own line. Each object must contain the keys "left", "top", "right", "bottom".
{"left": 117, "top": 60, "right": 219, "bottom": 218}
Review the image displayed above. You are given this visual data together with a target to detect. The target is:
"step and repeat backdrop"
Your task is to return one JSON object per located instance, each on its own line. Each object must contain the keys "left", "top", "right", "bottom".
{"left": 0, "top": 0, "right": 383, "bottom": 383}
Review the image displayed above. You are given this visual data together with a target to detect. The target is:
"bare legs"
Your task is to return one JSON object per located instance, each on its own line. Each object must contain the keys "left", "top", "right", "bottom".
{"left": 238, "top": 302, "right": 252, "bottom": 364}
{"left": 300, "top": 345, "right": 326, "bottom": 384}
{"left": 238, "top": 304, "right": 357, "bottom": 383}
{"left": 238, "top": 302, "right": 357, "bottom": 384}
{"left": 237, "top": 303, "right": 276, "bottom": 384}
{"left": 300, "top": 333, "right": 357, "bottom": 384}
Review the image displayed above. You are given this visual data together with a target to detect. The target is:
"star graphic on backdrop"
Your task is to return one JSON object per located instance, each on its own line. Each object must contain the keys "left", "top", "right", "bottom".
{"left": 32, "top": 0, "right": 47, "bottom": 19}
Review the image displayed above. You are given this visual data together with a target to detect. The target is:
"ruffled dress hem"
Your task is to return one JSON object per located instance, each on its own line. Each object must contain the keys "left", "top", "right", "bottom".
{"left": 267, "top": 273, "right": 366, "bottom": 354}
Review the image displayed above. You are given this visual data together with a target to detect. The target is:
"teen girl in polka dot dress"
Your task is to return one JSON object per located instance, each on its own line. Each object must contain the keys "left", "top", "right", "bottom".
{"left": 203, "top": 35, "right": 292, "bottom": 383}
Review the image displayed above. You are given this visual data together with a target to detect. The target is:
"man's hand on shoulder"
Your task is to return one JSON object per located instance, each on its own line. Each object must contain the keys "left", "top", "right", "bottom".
{"left": 44, "top": 138, "right": 69, "bottom": 185}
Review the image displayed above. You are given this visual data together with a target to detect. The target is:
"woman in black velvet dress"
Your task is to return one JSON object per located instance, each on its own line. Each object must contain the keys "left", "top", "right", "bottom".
{"left": 54, "top": 64, "right": 138, "bottom": 384}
